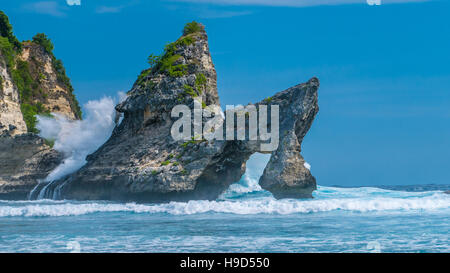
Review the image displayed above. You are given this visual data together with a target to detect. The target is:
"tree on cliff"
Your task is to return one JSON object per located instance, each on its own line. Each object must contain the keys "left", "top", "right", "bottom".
{"left": 32, "top": 33, "right": 54, "bottom": 54}
{"left": 0, "top": 11, "right": 21, "bottom": 50}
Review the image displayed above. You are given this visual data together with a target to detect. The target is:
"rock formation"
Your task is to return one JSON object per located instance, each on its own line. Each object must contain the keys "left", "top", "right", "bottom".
{"left": 19, "top": 41, "right": 81, "bottom": 120}
{"left": 0, "top": 48, "right": 27, "bottom": 135}
{"left": 0, "top": 11, "right": 79, "bottom": 199}
{"left": 0, "top": 134, "right": 62, "bottom": 200}
{"left": 36, "top": 22, "right": 319, "bottom": 202}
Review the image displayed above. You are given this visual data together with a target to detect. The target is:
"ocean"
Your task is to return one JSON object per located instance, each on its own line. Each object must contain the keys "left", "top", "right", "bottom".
{"left": 0, "top": 169, "right": 448, "bottom": 252}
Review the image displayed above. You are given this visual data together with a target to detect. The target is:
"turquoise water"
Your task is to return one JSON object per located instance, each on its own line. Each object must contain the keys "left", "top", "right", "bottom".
{"left": 0, "top": 178, "right": 448, "bottom": 252}
{"left": 9, "top": 97, "right": 446, "bottom": 252}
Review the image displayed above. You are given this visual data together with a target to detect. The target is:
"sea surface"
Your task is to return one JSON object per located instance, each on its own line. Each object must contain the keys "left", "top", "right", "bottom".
{"left": 0, "top": 173, "right": 448, "bottom": 253}
{"left": 5, "top": 95, "right": 444, "bottom": 252}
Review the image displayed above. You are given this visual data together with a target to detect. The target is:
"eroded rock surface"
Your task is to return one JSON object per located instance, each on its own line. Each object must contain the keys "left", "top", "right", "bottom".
{"left": 39, "top": 23, "right": 319, "bottom": 202}
{"left": 0, "top": 12, "right": 78, "bottom": 199}
{"left": 19, "top": 42, "right": 82, "bottom": 120}
{"left": 0, "top": 134, "right": 62, "bottom": 200}
{"left": 0, "top": 50, "right": 27, "bottom": 135}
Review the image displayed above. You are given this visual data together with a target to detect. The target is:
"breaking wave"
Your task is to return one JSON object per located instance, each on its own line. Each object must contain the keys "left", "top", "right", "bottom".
{"left": 1, "top": 186, "right": 448, "bottom": 217}
{"left": 36, "top": 93, "right": 125, "bottom": 183}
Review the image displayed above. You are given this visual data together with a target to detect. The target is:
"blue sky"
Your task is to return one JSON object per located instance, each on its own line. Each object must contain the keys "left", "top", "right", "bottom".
{"left": 2, "top": 0, "right": 450, "bottom": 186}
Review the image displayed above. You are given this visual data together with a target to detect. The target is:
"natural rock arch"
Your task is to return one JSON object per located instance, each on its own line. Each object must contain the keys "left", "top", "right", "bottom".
{"left": 33, "top": 23, "right": 319, "bottom": 202}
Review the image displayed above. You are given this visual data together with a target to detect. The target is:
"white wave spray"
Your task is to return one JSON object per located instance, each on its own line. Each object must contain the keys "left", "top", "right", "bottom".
{"left": 35, "top": 93, "right": 125, "bottom": 185}
{"left": 2, "top": 188, "right": 449, "bottom": 217}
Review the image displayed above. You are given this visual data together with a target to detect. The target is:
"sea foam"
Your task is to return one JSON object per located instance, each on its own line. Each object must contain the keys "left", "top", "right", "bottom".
{"left": 1, "top": 187, "right": 448, "bottom": 217}
{"left": 36, "top": 93, "right": 125, "bottom": 182}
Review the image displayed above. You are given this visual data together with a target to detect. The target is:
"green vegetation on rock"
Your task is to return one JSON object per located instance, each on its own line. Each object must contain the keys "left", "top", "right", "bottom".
{"left": 35, "top": 34, "right": 82, "bottom": 119}
{"left": 161, "top": 160, "right": 170, "bottom": 166}
{"left": 0, "top": 11, "right": 82, "bottom": 132}
{"left": 0, "top": 11, "right": 21, "bottom": 50}
{"left": 195, "top": 73, "right": 207, "bottom": 94}
{"left": 44, "top": 138, "right": 55, "bottom": 148}
{"left": 183, "top": 21, "right": 204, "bottom": 36}
{"left": 32, "top": 33, "right": 54, "bottom": 54}
{"left": 183, "top": 84, "right": 197, "bottom": 97}
{"left": 0, "top": 36, "right": 15, "bottom": 68}
{"left": 140, "top": 21, "right": 205, "bottom": 82}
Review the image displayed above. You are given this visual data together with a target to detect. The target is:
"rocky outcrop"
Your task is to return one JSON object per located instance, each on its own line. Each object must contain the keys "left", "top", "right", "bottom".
{"left": 0, "top": 50, "right": 27, "bottom": 135}
{"left": 0, "top": 134, "right": 62, "bottom": 200}
{"left": 36, "top": 22, "right": 319, "bottom": 202}
{"left": 0, "top": 11, "right": 77, "bottom": 199}
{"left": 19, "top": 41, "right": 81, "bottom": 120}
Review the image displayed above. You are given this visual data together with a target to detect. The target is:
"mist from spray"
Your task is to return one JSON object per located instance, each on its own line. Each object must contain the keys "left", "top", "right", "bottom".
{"left": 36, "top": 93, "right": 125, "bottom": 182}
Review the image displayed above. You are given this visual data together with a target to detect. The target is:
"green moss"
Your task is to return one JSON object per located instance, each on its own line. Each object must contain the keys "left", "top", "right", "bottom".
{"left": 136, "top": 69, "right": 151, "bottom": 87}
{"left": 151, "top": 170, "right": 158, "bottom": 175}
{"left": 167, "top": 154, "right": 174, "bottom": 159}
{"left": 182, "top": 21, "right": 203, "bottom": 36}
{"left": 180, "top": 142, "right": 188, "bottom": 148}
{"left": 175, "top": 35, "right": 195, "bottom": 47}
{"left": 202, "top": 101, "right": 207, "bottom": 109}
{"left": 161, "top": 55, "right": 187, "bottom": 77}
{"left": 161, "top": 160, "right": 171, "bottom": 166}
{"left": 195, "top": 73, "right": 207, "bottom": 94}
{"left": 20, "top": 104, "right": 38, "bottom": 133}
{"left": 44, "top": 138, "right": 55, "bottom": 148}
{"left": 140, "top": 22, "right": 205, "bottom": 82}
{"left": 183, "top": 84, "right": 197, "bottom": 97}
{"left": 180, "top": 138, "right": 204, "bottom": 149}
{"left": 147, "top": 30, "right": 198, "bottom": 78}
{"left": 38, "top": 72, "right": 46, "bottom": 82}
{"left": 180, "top": 169, "right": 188, "bottom": 175}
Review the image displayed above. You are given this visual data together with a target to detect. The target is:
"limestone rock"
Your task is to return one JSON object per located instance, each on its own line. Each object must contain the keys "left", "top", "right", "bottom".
{"left": 0, "top": 50, "right": 27, "bottom": 135}
{"left": 0, "top": 12, "right": 79, "bottom": 199}
{"left": 39, "top": 23, "right": 319, "bottom": 202}
{"left": 0, "top": 134, "right": 63, "bottom": 200}
{"left": 19, "top": 42, "right": 81, "bottom": 120}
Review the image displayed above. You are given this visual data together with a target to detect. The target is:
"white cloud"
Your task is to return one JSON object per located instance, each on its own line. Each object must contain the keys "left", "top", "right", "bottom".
{"left": 198, "top": 9, "right": 253, "bottom": 18}
{"left": 96, "top": 6, "right": 123, "bottom": 14}
{"left": 22, "top": 1, "right": 67, "bottom": 17}
{"left": 171, "top": 0, "right": 431, "bottom": 7}
{"left": 66, "top": 0, "right": 81, "bottom": 6}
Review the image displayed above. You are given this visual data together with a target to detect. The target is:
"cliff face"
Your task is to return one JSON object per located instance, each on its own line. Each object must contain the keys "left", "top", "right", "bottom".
{"left": 0, "top": 50, "right": 27, "bottom": 135}
{"left": 19, "top": 42, "right": 81, "bottom": 120}
{"left": 36, "top": 22, "right": 319, "bottom": 202}
{"left": 0, "top": 13, "right": 81, "bottom": 134}
{"left": 0, "top": 134, "right": 62, "bottom": 200}
{"left": 0, "top": 11, "right": 77, "bottom": 199}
